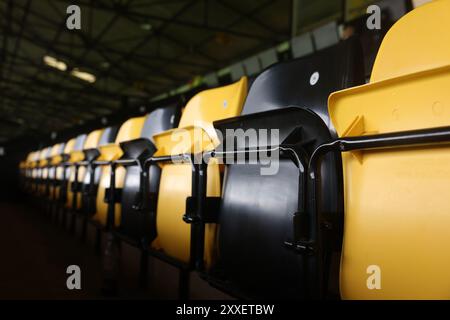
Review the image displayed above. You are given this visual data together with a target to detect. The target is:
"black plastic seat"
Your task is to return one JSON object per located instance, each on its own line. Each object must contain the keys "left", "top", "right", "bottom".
{"left": 114, "top": 105, "right": 179, "bottom": 247}
{"left": 209, "top": 38, "right": 365, "bottom": 299}
{"left": 46, "top": 143, "right": 66, "bottom": 200}
{"left": 63, "top": 134, "right": 87, "bottom": 209}
{"left": 80, "top": 126, "right": 119, "bottom": 216}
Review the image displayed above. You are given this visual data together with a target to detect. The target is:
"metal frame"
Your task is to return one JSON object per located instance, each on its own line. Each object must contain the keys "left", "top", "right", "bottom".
{"left": 0, "top": 0, "right": 290, "bottom": 143}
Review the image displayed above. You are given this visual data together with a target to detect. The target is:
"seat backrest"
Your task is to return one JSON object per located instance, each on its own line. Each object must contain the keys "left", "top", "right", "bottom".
{"left": 241, "top": 38, "right": 364, "bottom": 133}
{"left": 30, "top": 151, "right": 40, "bottom": 167}
{"left": 99, "top": 126, "right": 119, "bottom": 146}
{"left": 97, "top": 117, "right": 146, "bottom": 161}
{"left": 25, "top": 151, "right": 35, "bottom": 167}
{"left": 83, "top": 129, "right": 103, "bottom": 150}
{"left": 74, "top": 134, "right": 87, "bottom": 152}
{"left": 49, "top": 143, "right": 65, "bottom": 158}
{"left": 141, "top": 105, "right": 180, "bottom": 142}
{"left": 153, "top": 78, "right": 248, "bottom": 156}
{"left": 40, "top": 147, "right": 51, "bottom": 161}
{"left": 329, "top": 0, "right": 450, "bottom": 299}
{"left": 111, "top": 117, "right": 146, "bottom": 145}
{"left": 63, "top": 138, "right": 76, "bottom": 154}
{"left": 371, "top": 0, "right": 450, "bottom": 82}
{"left": 31, "top": 150, "right": 43, "bottom": 178}
{"left": 178, "top": 77, "right": 247, "bottom": 129}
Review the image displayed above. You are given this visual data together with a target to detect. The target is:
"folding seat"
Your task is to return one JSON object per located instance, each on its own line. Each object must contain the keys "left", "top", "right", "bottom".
{"left": 23, "top": 151, "right": 36, "bottom": 191}
{"left": 196, "top": 40, "right": 365, "bottom": 299}
{"left": 35, "top": 147, "right": 52, "bottom": 195}
{"left": 38, "top": 146, "right": 53, "bottom": 196}
{"left": 79, "top": 127, "right": 118, "bottom": 218}
{"left": 43, "top": 143, "right": 66, "bottom": 199}
{"left": 29, "top": 151, "right": 41, "bottom": 193}
{"left": 91, "top": 117, "right": 148, "bottom": 228}
{"left": 19, "top": 154, "right": 31, "bottom": 191}
{"left": 321, "top": 0, "right": 450, "bottom": 299}
{"left": 109, "top": 106, "right": 179, "bottom": 246}
{"left": 62, "top": 134, "right": 87, "bottom": 211}
{"left": 150, "top": 77, "right": 248, "bottom": 270}
{"left": 51, "top": 137, "right": 79, "bottom": 222}
{"left": 66, "top": 130, "right": 105, "bottom": 214}
{"left": 47, "top": 143, "right": 70, "bottom": 203}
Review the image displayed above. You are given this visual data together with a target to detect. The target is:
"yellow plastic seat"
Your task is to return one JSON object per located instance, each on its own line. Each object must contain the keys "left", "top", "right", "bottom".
{"left": 22, "top": 152, "right": 36, "bottom": 191}
{"left": 52, "top": 138, "right": 77, "bottom": 201}
{"left": 92, "top": 117, "right": 146, "bottom": 227}
{"left": 40, "top": 143, "right": 65, "bottom": 198}
{"left": 28, "top": 150, "right": 41, "bottom": 191}
{"left": 328, "top": 0, "right": 450, "bottom": 299}
{"left": 38, "top": 146, "right": 53, "bottom": 196}
{"left": 24, "top": 151, "right": 35, "bottom": 176}
{"left": 45, "top": 143, "right": 66, "bottom": 200}
{"left": 26, "top": 151, "right": 39, "bottom": 191}
{"left": 34, "top": 147, "right": 51, "bottom": 195}
{"left": 152, "top": 77, "right": 248, "bottom": 267}
{"left": 63, "top": 134, "right": 87, "bottom": 208}
{"left": 66, "top": 130, "right": 103, "bottom": 210}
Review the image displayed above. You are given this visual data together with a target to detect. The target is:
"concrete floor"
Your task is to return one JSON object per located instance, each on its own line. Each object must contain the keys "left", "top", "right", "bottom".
{"left": 0, "top": 199, "right": 232, "bottom": 300}
{"left": 0, "top": 201, "right": 103, "bottom": 299}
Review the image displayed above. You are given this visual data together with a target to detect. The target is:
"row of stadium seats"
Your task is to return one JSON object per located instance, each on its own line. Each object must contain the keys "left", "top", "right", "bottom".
{"left": 19, "top": 0, "right": 450, "bottom": 299}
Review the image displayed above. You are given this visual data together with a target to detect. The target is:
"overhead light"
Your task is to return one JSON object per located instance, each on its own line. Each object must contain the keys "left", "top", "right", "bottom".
{"left": 71, "top": 68, "right": 96, "bottom": 83}
{"left": 43, "top": 55, "right": 67, "bottom": 71}
{"left": 140, "top": 23, "right": 152, "bottom": 31}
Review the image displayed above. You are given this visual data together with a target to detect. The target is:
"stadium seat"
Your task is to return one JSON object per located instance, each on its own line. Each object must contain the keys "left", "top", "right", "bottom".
{"left": 63, "top": 127, "right": 119, "bottom": 235}
{"left": 91, "top": 117, "right": 147, "bottom": 228}
{"left": 44, "top": 143, "right": 66, "bottom": 199}
{"left": 63, "top": 134, "right": 87, "bottom": 210}
{"left": 23, "top": 151, "right": 37, "bottom": 192}
{"left": 326, "top": 0, "right": 450, "bottom": 299}
{"left": 114, "top": 106, "right": 179, "bottom": 246}
{"left": 51, "top": 137, "right": 77, "bottom": 204}
{"left": 38, "top": 145, "right": 54, "bottom": 197}
{"left": 27, "top": 150, "right": 38, "bottom": 192}
{"left": 35, "top": 147, "right": 51, "bottom": 195}
{"left": 205, "top": 39, "right": 365, "bottom": 299}
{"left": 151, "top": 77, "right": 248, "bottom": 267}
{"left": 79, "top": 126, "right": 118, "bottom": 217}
{"left": 66, "top": 130, "right": 105, "bottom": 213}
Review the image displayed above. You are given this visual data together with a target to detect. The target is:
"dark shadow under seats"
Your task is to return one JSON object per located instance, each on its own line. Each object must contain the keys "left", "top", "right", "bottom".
{"left": 210, "top": 38, "right": 365, "bottom": 299}
{"left": 115, "top": 105, "right": 180, "bottom": 247}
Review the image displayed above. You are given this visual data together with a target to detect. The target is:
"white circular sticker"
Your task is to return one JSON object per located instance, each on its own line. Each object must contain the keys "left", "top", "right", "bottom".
{"left": 310, "top": 71, "right": 320, "bottom": 86}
